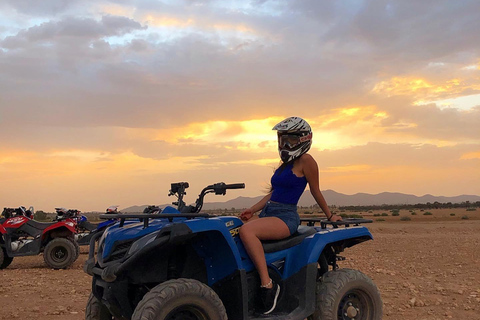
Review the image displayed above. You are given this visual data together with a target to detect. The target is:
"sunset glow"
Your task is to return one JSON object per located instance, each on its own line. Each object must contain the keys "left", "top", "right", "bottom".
{"left": 1, "top": 1, "right": 479, "bottom": 211}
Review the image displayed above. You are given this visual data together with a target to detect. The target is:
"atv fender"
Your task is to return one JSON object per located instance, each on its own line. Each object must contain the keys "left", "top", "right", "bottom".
{"left": 289, "top": 226, "right": 373, "bottom": 275}
{"left": 42, "top": 223, "right": 76, "bottom": 241}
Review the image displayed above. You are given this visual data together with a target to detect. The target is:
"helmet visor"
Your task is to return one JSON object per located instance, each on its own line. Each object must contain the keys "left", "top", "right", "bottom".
{"left": 278, "top": 133, "right": 311, "bottom": 150}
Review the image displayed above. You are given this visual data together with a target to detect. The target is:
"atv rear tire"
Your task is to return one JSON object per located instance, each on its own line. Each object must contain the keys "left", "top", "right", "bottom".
{"left": 85, "top": 292, "right": 114, "bottom": 320}
{"left": 43, "top": 238, "right": 77, "bottom": 269}
{"left": 309, "top": 268, "right": 382, "bottom": 320}
{"left": 0, "top": 247, "right": 14, "bottom": 269}
{"left": 132, "top": 278, "right": 227, "bottom": 320}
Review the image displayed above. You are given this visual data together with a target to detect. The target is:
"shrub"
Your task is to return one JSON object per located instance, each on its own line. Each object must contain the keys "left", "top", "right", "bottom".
{"left": 349, "top": 214, "right": 363, "bottom": 219}
{"left": 34, "top": 210, "right": 48, "bottom": 221}
{"left": 392, "top": 212, "right": 400, "bottom": 216}
{"left": 423, "top": 212, "right": 433, "bottom": 216}
{"left": 400, "top": 216, "right": 411, "bottom": 221}
{"left": 411, "top": 212, "right": 417, "bottom": 215}
{"left": 461, "top": 215, "right": 469, "bottom": 220}
{"left": 381, "top": 212, "right": 389, "bottom": 216}
{"left": 375, "top": 218, "right": 385, "bottom": 222}
{"left": 340, "top": 213, "right": 363, "bottom": 218}
{"left": 450, "top": 213, "right": 455, "bottom": 216}
{"left": 373, "top": 213, "right": 380, "bottom": 217}
{"left": 466, "top": 208, "right": 477, "bottom": 211}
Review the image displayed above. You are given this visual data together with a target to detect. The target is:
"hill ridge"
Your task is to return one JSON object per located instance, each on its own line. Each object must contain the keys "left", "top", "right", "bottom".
{"left": 121, "top": 190, "right": 480, "bottom": 212}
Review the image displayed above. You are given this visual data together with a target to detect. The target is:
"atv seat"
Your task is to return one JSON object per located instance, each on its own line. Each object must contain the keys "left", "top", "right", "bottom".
{"left": 262, "top": 225, "right": 316, "bottom": 253}
{"left": 26, "top": 220, "right": 58, "bottom": 230}
{"left": 79, "top": 220, "right": 98, "bottom": 232}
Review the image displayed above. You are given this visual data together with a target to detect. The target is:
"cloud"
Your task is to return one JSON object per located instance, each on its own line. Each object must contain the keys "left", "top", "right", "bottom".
{"left": 1, "top": 1, "right": 479, "bottom": 210}
{"left": 5, "top": 0, "right": 81, "bottom": 16}
{"left": 1, "top": 15, "right": 146, "bottom": 49}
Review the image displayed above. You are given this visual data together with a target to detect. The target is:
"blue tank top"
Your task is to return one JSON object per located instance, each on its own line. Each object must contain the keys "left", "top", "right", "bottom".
{"left": 270, "top": 163, "right": 307, "bottom": 204}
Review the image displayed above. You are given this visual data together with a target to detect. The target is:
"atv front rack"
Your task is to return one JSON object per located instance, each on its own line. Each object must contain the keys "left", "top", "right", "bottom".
{"left": 300, "top": 217, "right": 373, "bottom": 229}
{"left": 98, "top": 213, "right": 214, "bottom": 229}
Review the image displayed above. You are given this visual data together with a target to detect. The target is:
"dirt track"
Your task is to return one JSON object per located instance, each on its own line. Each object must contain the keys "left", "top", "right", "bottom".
{"left": 1, "top": 208, "right": 479, "bottom": 320}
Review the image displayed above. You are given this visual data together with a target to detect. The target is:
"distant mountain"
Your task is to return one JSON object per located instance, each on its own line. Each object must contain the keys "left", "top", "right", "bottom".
{"left": 121, "top": 191, "right": 480, "bottom": 212}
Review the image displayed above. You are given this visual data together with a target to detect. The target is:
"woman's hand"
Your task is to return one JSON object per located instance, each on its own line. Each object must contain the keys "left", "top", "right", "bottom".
{"left": 329, "top": 214, "right": 342, "bottom": 222}
{"left": 240, "top": 208, "right": 254, "bottom": 222}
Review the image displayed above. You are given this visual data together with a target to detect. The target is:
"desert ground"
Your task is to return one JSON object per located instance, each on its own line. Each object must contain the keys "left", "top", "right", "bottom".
{"left": 0, "top": 208, "right": 479, "bottom": 320}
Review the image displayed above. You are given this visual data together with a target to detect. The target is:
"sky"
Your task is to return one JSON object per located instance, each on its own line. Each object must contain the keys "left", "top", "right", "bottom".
{"left": 1, "top": 0, "right": 479, "bottom": 212}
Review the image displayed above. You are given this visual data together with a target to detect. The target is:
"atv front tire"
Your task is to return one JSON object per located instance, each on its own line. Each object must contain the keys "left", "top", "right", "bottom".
{"left": 132, "top": 278, "right": 228, "bottom": 320}
{"left": 43, "top": 238, "right": 77, "bottom": 269}
{"left": 309, "top": 268, "right": 382, "bottom": 320}
{"left": 85, "top": 292, "right": 114, "bottom": 320}
{"left": 0, "top": 247, "right": 14, "bottom": 269}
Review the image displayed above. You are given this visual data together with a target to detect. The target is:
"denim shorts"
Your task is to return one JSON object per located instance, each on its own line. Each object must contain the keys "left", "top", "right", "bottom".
{"left": 259, "top": 201, "right": 300, "bottom": 235}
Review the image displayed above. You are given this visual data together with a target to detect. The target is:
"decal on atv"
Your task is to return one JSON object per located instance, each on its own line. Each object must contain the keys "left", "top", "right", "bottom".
{"left": 225, "top": 220, "right": 234, "bottom": 227}
{"left": 5, "top": 217, "right": 28, "bottom": 226}
{"left": 229, "top": 227, "right": 240, "bottom": 237}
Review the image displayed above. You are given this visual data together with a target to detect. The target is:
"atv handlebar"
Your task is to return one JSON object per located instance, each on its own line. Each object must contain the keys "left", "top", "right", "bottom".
{"left": 166, "top": 182, "right": 245, "bottom": 213}
{"left": 224, "top": 183, "right": 246, "bottom": 189}
{"left": 210, "top": 183, "right": 246, "bottom": 195}
{"left": 193, "top": 182, "right": 245, "bottom": 212}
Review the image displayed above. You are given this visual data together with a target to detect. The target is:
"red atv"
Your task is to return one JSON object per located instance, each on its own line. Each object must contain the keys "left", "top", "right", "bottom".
{"left": 0, "top": 207, "right": 79, "bottom": 269}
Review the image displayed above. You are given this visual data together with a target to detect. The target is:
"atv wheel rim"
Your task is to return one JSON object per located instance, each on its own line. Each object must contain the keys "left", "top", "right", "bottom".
{"left": 51, "top": 246, "right": 68, "bottom": 262}
{"left": 338, "top": 289, "right": 371, "bottom": 320}
{"left": 165, "top": 305, "right": 208, "bottom": 320}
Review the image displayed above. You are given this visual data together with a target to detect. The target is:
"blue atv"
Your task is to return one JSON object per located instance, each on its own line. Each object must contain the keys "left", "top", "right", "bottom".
{"left": 75, "top": 206, "right": 119, "bottom": 246}
{"left": 84, "top": 182, "right": 382, "bottom": 320}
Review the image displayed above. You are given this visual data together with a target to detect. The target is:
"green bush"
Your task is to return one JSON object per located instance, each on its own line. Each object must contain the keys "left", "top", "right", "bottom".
{"left": 350, "top": 214, "right": 363, "bottom": 218}
{"left": 423, "top": 212, "right": 433, "bottom": 216}
{"left": 381, "top": 212, "right": 389, "bottom": 216}
{"left": 34, "top": 210, "right": 48, "bottom": 221}
{"left": 392, "top": 212, "right": 400, "bottom": 216}
{"left": 375, "top": 218, "right": 385, "bottom": 222}
{"left": 466, "top": 208, "right": 477, "bottom": 211}
{"left": 373, "top": 213, "right": 380, "bottom": 217}
{"left": 411, "top": 212, "right": 417, "bottom": 215}
{"left": 450, "top": 213, "right": 455, "bottom": 216}
{"left": 340, "top": 213, "right": 363, "bottom": 219}
{"left": 461, "top": 215, "right": 469, "bottom": 220}
{"left": 400, "top": 216, "right": 411, "bottom": 221}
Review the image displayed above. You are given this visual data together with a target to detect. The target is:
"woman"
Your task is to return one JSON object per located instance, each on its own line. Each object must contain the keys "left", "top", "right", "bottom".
{"left": 239, "top": 116, "right": 342, "bottom": 315}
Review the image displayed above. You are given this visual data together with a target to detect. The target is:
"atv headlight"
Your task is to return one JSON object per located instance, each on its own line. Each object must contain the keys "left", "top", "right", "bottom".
{"left": 128, "top": 232, "right": 158, "bottom": 255}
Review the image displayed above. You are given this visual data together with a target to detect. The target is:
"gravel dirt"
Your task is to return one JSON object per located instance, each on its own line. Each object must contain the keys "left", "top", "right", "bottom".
{"left": 1, "top": 208, "right": 479, "bottom": 320}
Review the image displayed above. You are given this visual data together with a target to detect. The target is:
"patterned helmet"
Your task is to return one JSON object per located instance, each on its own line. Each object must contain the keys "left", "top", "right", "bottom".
{"left": 272, "top": 117, "right": 312, "bottom": 163}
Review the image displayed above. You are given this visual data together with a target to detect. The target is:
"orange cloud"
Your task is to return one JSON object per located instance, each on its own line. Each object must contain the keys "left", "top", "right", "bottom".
{"left": 149, "top": 118, "right": 282, "bottom": 150}
{"left": 372, "top": 76, "right": 480, "bottom": 104}
{"left": 460, "top": 151, "right": 480, "bottom": 160}
{"left": 324, "top": 164, "right": 372, "bottom": 173}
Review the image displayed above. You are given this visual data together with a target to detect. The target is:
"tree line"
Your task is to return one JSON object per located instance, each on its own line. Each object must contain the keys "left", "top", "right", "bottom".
{"left": 332, "top": 201, "right": 480, "bottom": 212}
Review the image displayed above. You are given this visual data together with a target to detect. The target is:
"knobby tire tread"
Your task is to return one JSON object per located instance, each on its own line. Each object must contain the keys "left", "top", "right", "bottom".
{"left": 310, "top": 268, "right": 382, "bottom": 320}
{"left": 43, "top": 238, "right": 76, "bottom": 269}
{"left": 132, "top": 278, "right": 227, "bottom": 320}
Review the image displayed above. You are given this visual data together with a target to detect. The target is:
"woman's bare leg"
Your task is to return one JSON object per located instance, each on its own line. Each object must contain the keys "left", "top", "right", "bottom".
{"left": 239, "top": 217, "right": 290, "bottom": 287}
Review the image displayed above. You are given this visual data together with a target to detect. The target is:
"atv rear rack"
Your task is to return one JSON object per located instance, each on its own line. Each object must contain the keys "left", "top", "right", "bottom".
{"left": 99, "top": 213, "right": 214, "bottom": 229}
{"left": 300, "top": 217, "right": 373, "bottom": 229}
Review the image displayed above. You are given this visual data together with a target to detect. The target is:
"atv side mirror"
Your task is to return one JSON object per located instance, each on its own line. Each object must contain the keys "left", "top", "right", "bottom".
{"left": 170, "top": 182, "right": 189, "bottom": 194}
